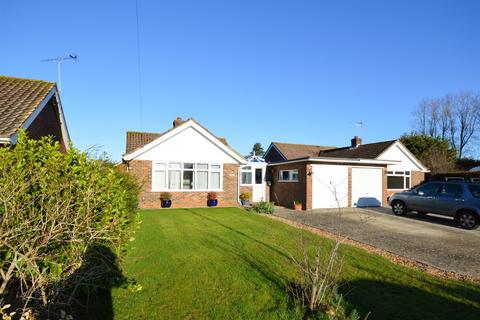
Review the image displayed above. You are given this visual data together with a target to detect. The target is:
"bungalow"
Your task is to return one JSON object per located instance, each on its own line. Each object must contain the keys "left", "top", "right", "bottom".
{"left": 264, "top": 137, "right": 429, "bottom": 210}
{"left": 0, "top": 76, "right": 70, "bottom": 151}
{"left": 122, "top": 118, "right": 268, "bottom": 208}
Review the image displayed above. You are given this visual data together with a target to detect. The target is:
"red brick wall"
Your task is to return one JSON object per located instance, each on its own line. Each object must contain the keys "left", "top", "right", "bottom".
{"left": 268, "top": 163, "right": 307, "bottom": 209}
{"left": 27, "top": 97, "right": 67, "bottom": 152}
{"left": 127, "top": 160, "right": 240, "bottom": 208}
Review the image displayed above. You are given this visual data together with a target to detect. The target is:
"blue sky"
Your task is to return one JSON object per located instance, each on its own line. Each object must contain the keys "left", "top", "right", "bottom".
{"left": 2, "top": 1, "right": 479, "bottom": 160}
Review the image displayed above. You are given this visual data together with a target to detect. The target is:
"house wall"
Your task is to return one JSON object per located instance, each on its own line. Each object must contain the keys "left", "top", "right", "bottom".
{"left": 135, "top": 126, "right": 238, "bottom": 163}
{"left": 128, "top": 160, "right": 240, "bottom": 208}
{"left": 264, "top": 145, "right": 286, "bottom": 163}
{"left": 268, "top": 163, "right": 308, "bottom": 210}
{"left": 26, "top": 97, "right": 67, "bottom": 152}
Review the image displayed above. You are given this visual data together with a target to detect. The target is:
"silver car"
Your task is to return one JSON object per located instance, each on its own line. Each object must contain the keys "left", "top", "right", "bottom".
{"left": 389, "top": 181, "right": 480, "bottom": 230}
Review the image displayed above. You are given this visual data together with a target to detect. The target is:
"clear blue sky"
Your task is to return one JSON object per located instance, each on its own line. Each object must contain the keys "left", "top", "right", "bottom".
{"left": 2, "top": 1, "right": 479, "bottom": 160}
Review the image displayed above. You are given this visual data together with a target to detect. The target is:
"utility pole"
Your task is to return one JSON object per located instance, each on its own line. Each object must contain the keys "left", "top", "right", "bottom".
{"left": 41, "top": 54, "right": 78, "bottom": 92}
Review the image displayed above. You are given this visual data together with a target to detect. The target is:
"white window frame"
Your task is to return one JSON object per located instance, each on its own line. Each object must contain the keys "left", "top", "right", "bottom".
{"left": 387, "top": 170, "right": 411, "bottom": 190}
{"left": 240, "top": 166, "right": 253, "bottom": 186}
{"left": 279, "top": 169, "right": 299, "bottom": 182}
{"left": 151, "top": 161, "right": 223, "bottom": 192}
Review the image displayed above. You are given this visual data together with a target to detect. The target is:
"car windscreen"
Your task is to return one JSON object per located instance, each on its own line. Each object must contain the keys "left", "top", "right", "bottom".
{"left": 467, "top": 185, "right": 480, "bottom": 198}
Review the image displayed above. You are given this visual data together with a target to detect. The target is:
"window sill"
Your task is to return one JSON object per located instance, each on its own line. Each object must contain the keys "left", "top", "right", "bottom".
{"left": 151, "top": 189, "right": 224, "bottom": 193}
{"left": 278, "top": 180, "right": 299, "bottom": 183}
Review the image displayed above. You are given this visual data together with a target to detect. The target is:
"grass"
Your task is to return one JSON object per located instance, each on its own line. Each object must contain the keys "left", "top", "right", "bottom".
{"left": 107, "top": 208, "right": 480, "bottom": 320}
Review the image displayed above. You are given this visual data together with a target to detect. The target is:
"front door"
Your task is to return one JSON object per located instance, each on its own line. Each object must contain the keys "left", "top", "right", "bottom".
{"left": 252, "top": 168, "right": 265, "bottom": 202}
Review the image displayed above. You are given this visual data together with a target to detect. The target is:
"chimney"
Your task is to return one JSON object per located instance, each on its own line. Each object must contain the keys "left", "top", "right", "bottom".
{"left": 351, "top": 136, "right": 362, "bottom": 148}
{"left": 173, "top": 117, "right": 185, "bottom": 128}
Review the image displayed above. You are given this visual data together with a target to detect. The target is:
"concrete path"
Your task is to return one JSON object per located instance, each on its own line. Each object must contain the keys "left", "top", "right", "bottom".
{"left": 274, "top": 206, "right": 480, "bottom": 279}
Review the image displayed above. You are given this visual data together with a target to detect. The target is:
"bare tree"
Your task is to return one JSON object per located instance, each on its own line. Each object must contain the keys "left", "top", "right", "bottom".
{"left": 412, "top": 99, "right": 429, "bottom": 135}
{"left": 454, "top": 92, "right": 480, "bottom": 158}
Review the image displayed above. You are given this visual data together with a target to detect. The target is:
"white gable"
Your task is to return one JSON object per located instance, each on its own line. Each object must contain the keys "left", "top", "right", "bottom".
{"left": 130, "top": 124, "right": 243, "bottom": 164}
{"left": 377, "top": 142, "right": 428, "bottom": 172}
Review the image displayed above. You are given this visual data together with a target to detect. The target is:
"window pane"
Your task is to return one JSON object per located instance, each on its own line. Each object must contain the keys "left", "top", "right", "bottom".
{"left": 255, "top": 168, "right": 262, "bottom": 184}
{"left": 169, "top": 162, "right": 181, "bottom": 169}
{"left": 468, "top": 185, "right": 480, "bottom": 198}
{"left": 406, "top": 177, "right": 410, "bottom": 188}
{"left": 241, "top": 172, "right": 252, "bottom": 184}
{"left": 211, "top": 164, "right": 221, "bottom": 170}
{"left": 416, "top": 183, "right": 442, "bottom": 196}
{"left": 440, "top": 184, "right": 462, "bottom": 197}
{"left": 154, "top": 162, "right": 166, "bottom": 169}
{"left": 387, "top": 176, "right": 404, "bottom": 189}
{"left": 197, "top": 163, "right": 208, "bottom": 170}
{"left": 183, "top": 171, "right": 194, "bottom": 189}
{"left": 184, "top": 163, "right": 194, "bottom": 169}
{"left": 169, "top": 170, "right": 181, "bottom": 189}
{"left": 242, "top": 166, "right": 251, "bottom": 171}
{"left": 395, "top": 171, "right": 404, "bottom": 175}
{"left": 196, "top": 171, "right": 208, "bottom": 189}
{"left": 292, "top": 170, "right": 299, "bottom": 181}
{"left": 405, "top": 171, "right": 411, "bottom": 176}
{"left": 211, "top": 172, "right": 221, "bottom": 189}
{"left": 281, "top": 171, "right": 289, "bottom": 181}
{"left": 153, "top": 171, "right": 166, "bottom": 189}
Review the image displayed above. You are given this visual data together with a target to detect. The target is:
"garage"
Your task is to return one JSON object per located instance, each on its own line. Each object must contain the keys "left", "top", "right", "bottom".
{"left": 312, "top": 165, "right": 349, "bottom": 208}
{"left": 351, "top": 167, "right": 383, "bottom": 207}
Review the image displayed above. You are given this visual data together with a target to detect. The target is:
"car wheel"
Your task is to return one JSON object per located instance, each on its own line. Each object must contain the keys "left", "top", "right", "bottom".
{"left": 391, "top": 200, "right": 407, "bottom": 216}
{"left": 456, "top": 211, "right": 479, "bottom": 230}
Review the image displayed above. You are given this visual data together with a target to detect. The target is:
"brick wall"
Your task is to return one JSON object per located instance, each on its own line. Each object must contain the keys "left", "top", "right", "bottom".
{"left": 268, "top": 163, "right": 307, "bottom": 209}
{"left": 128, "top": 160, "right": 240, "bottom": 208}
{"left": 27, "top": 97, "right": 67, "bottom": 152}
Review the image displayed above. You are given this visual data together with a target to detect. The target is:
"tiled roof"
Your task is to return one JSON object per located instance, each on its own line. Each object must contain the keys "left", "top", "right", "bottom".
{"left": 0, "top": 76, "right": 56, "bottom": 138}
{"left": 272, "top": 142, "right": 336, "bottom": 160}
{"left": 125, "top": 131, "right": 163, "bottom": 154}
{"left": 319, "top": 140, "right": 397, "bottom": 159}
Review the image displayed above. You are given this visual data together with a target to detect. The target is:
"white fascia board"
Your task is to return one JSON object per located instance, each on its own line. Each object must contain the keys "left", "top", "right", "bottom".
{"left": 123, "top": 120, "right": 246, "bottom": 164}
{"left": 0, "top": 137, "right": 12, "bottom": 144}
{"left": 9, "top": 86, "right": 70, "bottom": 149}
{"left": 378, "top": 141, "right": 429, "bottom": 172}
{"left": 267, "top": 157, "right": 399, "bottom": 166}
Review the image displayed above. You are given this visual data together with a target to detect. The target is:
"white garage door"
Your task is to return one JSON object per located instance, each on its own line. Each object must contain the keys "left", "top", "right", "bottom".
{"left": 352, "top": 167, "right": 382, "bottom": 207}
{"left": 312, "top": 165, "right": 349, "bottom": 208}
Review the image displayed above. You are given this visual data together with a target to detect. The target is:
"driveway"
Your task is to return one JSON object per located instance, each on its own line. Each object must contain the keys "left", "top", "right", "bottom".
{"left": 274, "top": 207, "right": 480, "bottom": 279}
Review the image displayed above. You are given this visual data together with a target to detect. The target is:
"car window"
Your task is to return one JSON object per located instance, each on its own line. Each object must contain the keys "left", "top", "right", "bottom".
{"left": 416, "top": 183, "right": 442, "bottom": 196}
{"left": 439, "top": 184, "right": 462, "bottom": 197}
{"left": 467, "top": 185, "right": 480, "bottom": 198}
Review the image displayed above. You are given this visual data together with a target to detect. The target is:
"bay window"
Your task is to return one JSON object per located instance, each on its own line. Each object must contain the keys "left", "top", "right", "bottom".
{"left": 387, "top": 171, "right": 410, "bottom": 189}
{"left": 152, "top": 161, "right": 222, "bottom": 191}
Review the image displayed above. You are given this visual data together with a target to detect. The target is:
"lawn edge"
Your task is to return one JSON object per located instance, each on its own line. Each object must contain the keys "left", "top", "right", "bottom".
{"left": 262, "top": 213, "right": 480, "bottom": 285}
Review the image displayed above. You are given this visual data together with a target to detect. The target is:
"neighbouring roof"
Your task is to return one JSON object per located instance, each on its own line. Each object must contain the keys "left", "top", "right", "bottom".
{"left": 124, "top": 118, "right": 246, "bottom": 161}
{"left": 271, "top": 142, "right": 336, "bottom": 160}
{"left": 0, "top": 76, "right": 56, "bottom": 139}
{"left": 319, "top": 140, "right": 397, "bottom": 159}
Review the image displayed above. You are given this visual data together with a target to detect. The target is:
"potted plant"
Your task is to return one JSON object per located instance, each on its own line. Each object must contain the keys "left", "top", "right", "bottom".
{"left": 239, "top": 191, "right": 251, "bottom": 206}
{"left": 293, "top": 200, "right": 302, "bottom": 211}
{"left": 207, "top": 192, "right": 218, "bottom": 207}
{"left": 160, "top": 192, "right": 172, "bottom": 208}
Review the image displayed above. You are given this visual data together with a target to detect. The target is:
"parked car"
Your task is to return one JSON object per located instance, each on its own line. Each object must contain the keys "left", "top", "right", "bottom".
{"left": 389, "top": 180, "right": 480, "bottom": 229}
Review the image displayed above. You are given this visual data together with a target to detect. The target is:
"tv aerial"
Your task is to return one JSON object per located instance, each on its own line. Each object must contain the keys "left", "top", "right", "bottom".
{"left": 41, "top": 53, "right": 78, "bottom": 92}
{"left": 354, "top": 121, "right": 364, "bottom": 136}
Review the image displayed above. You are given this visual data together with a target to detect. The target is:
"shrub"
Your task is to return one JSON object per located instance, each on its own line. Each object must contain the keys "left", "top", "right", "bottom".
{"left": 249, "top": 201, "right": 274, "bottom": 214}
{"left": 160, "top": 192, "right": 172, "bottom": 200}
{"left": 0, "top": 132, "right": 140, "bottom": 313}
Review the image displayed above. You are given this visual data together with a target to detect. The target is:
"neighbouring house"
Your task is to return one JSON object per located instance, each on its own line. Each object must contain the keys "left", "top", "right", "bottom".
{"left": 122, "top": 118, "right": 268, "bottom": 208}
{"left": 264, "top": 136, "right": 429, "bottom": 210}
{"left": 0, "top": 76, "right": 70, "bottom": 151}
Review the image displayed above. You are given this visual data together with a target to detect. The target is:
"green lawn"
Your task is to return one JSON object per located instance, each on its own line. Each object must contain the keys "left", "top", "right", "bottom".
{"left": 108, "top": 208, "right": 480, "bottom": 320}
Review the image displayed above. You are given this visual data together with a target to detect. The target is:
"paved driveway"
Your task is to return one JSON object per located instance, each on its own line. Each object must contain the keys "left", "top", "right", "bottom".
{"left": 274, "top": 207, "right": 480, "bottom": 279}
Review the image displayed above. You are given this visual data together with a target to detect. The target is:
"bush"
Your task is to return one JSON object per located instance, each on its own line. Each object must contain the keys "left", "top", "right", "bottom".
{"left": 249, "top": 201, "right": 275, "bottom": 214}
{"left": 0, "top": 132, "right": 140, "bottom": 313}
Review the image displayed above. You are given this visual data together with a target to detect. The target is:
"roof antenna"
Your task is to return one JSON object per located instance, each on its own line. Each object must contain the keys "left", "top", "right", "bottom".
{"left": 41, "top": 53, "right": 78, "bottom": 92}
{"left": 354, "top": 121, "right": 364, "bottom": 137}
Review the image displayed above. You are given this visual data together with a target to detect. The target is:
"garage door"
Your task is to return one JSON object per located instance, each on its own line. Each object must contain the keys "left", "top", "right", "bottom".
{"left": 312, "top": 165, "right": 349, "bottom": 208}
{"left": 352, "top": 167, "right": 382, "bottom": 207}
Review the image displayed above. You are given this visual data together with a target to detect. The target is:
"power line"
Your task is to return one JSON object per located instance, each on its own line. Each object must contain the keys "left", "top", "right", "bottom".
{"left": 135, "top": 0, "right": 144, "bottom": 129}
